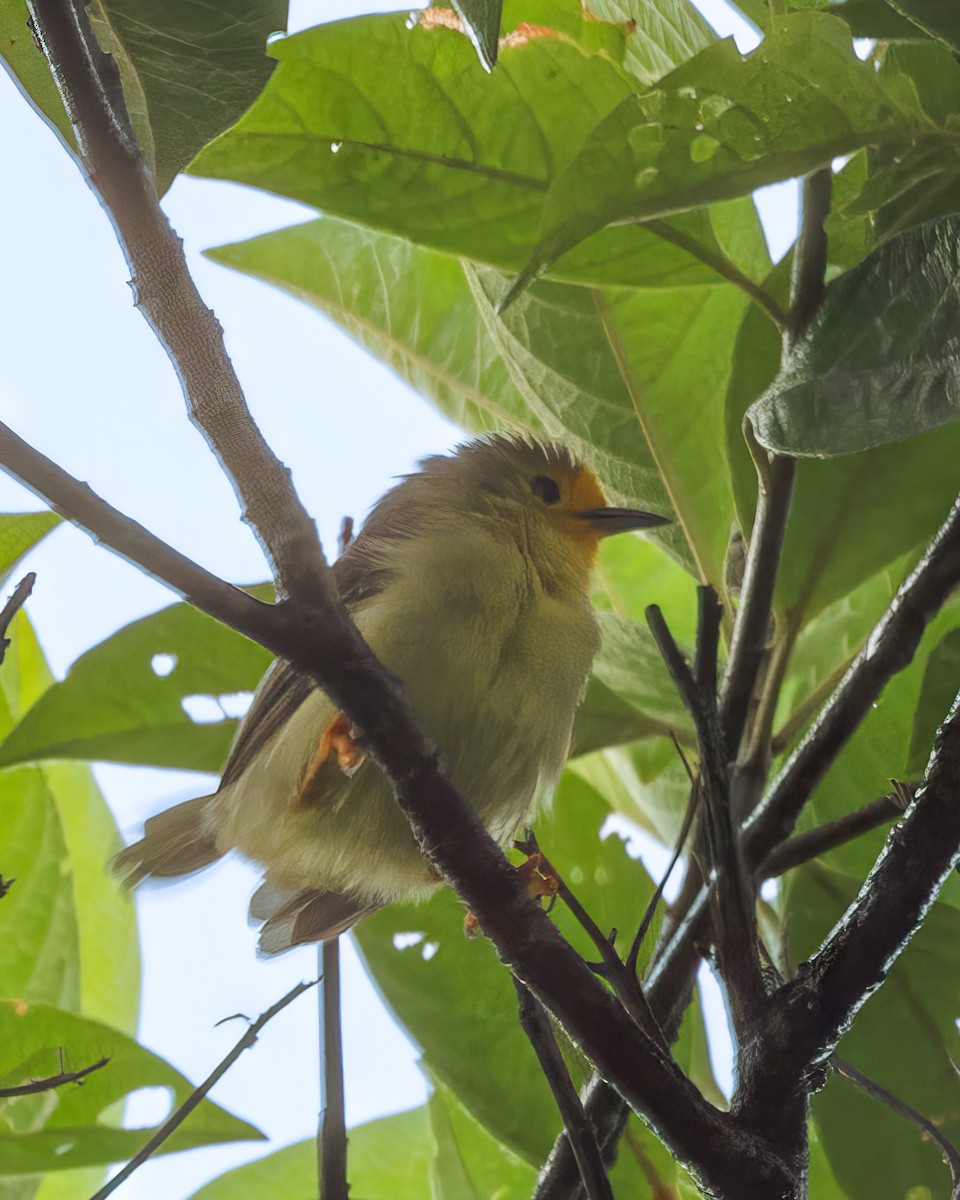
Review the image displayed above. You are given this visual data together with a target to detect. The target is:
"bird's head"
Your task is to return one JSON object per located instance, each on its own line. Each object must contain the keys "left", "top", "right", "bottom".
{"left": 392, "top": 436, "right": 670, "bottom": 593}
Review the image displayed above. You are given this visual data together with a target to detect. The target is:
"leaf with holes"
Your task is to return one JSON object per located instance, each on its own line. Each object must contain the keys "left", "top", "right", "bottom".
{"left": 507, "top": 12, "right": 930, "bottom": 299}
{"left": 354, "top": 771, "right": 659, "bottom": 1164}
{"left": 0, "top": 592, "right": 272, "bottom": 773}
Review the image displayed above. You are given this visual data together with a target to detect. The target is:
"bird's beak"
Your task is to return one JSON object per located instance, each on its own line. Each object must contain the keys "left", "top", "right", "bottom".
{"left": 576, "top": 507, "right": 671, "bottom": 536}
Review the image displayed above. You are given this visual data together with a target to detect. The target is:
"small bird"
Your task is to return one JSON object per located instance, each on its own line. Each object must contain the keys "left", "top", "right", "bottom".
{"left": 116, "top": 437, "right": 668, "bottom": 953}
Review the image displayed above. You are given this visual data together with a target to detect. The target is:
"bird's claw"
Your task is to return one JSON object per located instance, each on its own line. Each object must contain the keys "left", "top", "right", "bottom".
{"left": 463, "top": 850, "right": 560, "bottom": 937}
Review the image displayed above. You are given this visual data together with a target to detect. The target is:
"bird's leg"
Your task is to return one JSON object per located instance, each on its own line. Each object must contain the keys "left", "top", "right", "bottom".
{"left": 293, "top": 711, "right": 366, "bottom": 808}
{"left": 464, "top": 850, "right": 560, "bottom": 937}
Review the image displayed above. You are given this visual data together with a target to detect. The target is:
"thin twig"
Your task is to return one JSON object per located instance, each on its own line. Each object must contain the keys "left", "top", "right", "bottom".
{"left": 319, "top": 941, "right": 347, "bottom": 1200}
{"left": 759, "top": 790, "right": 910, "bottom": 881}
{"left": 0, "top": 1055, "right": 108, "bottom": 1097}
{"left": 746, "top": 493, "right": 960, "bottom": 863}
{"left": 28, "top": 0, "right": 329, "bottom": 602}
{"left": 89, "top": 980, "right": 317, "bottom": 1200}
{"left": 514, "top": 980, "right": 615, "bottom": 1200}
{"left": 0, "top": 572, "right": 36, "bottom": 664}
{"left": 833, "top": 1055, "right": 960, "bottom": 1194}
{"left": 626, "top": 778, "right": 701, "bottom": 978}
{"left": 644, "top": 219, "right": 789, "bottom": 329}
{"left": 514, "top": 833, "right": 665, "bottom": 1046}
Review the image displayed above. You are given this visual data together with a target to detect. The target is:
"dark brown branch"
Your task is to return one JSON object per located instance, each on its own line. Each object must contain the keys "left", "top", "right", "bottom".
{"left": 0, "top": 1054, "right": 107, "bottom": 1097}
{"left": 646, "top": 599, "right": 766, "bottom": 1045}
{"left": 719, "top": 168, "right": 832, "bottom": 762}
{"left": 757, "top": 687, "right": 960, "bottom": 1100}
{"left": 515, "top": 833, "right": 664, "bottom": 1046}
{"left": 759, "top": 789, "right": 910, "bottom": 881}
{"left": 89, "top": 980, "right": 317, "bottom": 1200}
{"left": 0, "top": 572, "right": 36, "bottom": 664}
{"left": 319, "top": 940, "right": 347, "bottom": 1200}
{"left": 833, "top": 1055, "right": 960, "bottom": 1193}
{"left": 28, "top": 0, "right": 328, "bottom": 601}
{"left": 745, "top": 494, "right": 960, "bottom": 865}
{"left": 515, "top": 981, "right": 614, "bottom": 1200}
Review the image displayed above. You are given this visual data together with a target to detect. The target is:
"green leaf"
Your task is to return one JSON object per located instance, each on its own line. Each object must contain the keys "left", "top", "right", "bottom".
{"left": 511, "top": 12, "right": 930, "bottom": 293}
{"left": 353, "top": 771, "right": 658, "bottom": 1164}
{"left": 788, "top": 598, "right": 960, "bottom": 897}
{"left": 87, "top": 0, "right": 287, "bottom": 194}
{"left": 906, "top": 627, "right": 960, "bottom": 776}
{"left": 429, "top": 1081, "right": 537, "bottom": 1199}
{"left": 573, "top": 612, "right": 694, "bottom": 755}
{"left": 0, "top": 1001, "right": 261, "bottom": 1174}
{"left": 186, "top": 1107, "right": 432, "bottom": 1200}
{"left": 876, "top": 0, "right": 960, "bottom": 49}
{"left": 0, "top": 769, "right": 79, "bottom": 1011}
{"left": 190, "top": 11, "right": 634, "bottom": 266}
{"left": 0, "top": 612, "right": 139, "bottom": 1034}
{"left": 0, "top": 596, "right": 272, "bottom": 773}
{"left": 750, "top": 217, "right": 960, "bottom": 457}
{"left": 0, "top": 513, "right": 60, "bottom": 587}
{"left": 725, "top": 284, "right": 960, "bottom": 623}
{"left": 451, "top": 0, "right": 503, "bottom": 70}
{"left": 828, "top": 44, "right": 960, "bottom": 247}
{"left": 0, "top": 2, "right": 75, "bottom": 147}
{"left": 790, "top": 866, "right": 960, "bottom": 1200}
{"left": 466, "top": 264, "right": 748, "bottom": 586}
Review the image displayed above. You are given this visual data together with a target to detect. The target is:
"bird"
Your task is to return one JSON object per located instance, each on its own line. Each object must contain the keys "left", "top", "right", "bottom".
{"left": 115, "top": 436, "right": 669, "bottom": 954}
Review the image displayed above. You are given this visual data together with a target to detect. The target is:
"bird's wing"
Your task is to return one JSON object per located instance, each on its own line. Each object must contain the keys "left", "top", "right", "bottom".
{"left": 219, "top": 523, "right": 401, "bottom": 790}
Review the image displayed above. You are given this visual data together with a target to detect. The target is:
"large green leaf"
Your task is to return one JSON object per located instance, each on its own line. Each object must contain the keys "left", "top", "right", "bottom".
{"left": 429, "top": 1081, "right": 537, "bottom": 1199}
{"left": 354, "top": 770, "right": 659, "bottom": 1165}
{"left": 193, "top": 4, "right": 778, "bottom": 295}
{"left": 187, "top": 1107, "right": 431, "bottom": 1200}
{"left": 510, "top": 12, "right": 932, "bottom": 294}
{"left": 906, "top": 626, "right": 960, "bottom": 776}
{"left": 787, "top": 598, "right": 960, "bottom": 900}
{"left": 466, "top": 264, "right": 748, "bottom": 585}
{"left": 750, "top": 216, "right": 960, "bottom": 457}
{"left": 1, "top": 0, "right": 285, "bottom": 194}
{"left": 88, "top": 0, "right": 287, "bottom": 193}
{"left": 0, "top": 597, "right": 272, "bottom": 773}
{"left": 0, "top": 612, "right": 139, "bottom": 1034}
{"left": 0, "top": 1001, "right": 261, "bottom": 1174}
{"left": 725, "top": 282, "right": 960, "bottom": 623}
{"left": 790, "top": 866, "right": 960, "bottom": 1200}
{"left": 0, "top": 769, "right": 79, "bottom": 1011}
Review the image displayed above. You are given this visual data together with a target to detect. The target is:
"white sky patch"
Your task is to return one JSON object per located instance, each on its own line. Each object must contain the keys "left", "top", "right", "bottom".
{"left": 150, "top": 653, "right": 177, "bottom": 677}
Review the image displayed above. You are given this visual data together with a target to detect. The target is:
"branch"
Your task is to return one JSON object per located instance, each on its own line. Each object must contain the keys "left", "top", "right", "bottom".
{"left": 27, "top": 0, "right": 328, "bottom": 601}
{"left": 745, "top": 493, "right": 960, "bottom": 864}
{"left": 89, "top": 980, "right": 317, "bottom": 1200}
{"left": 758, "top": 788, "right": 910, "bottom": 880}
{"left": 515, "top": 981, "right": 614, "bottom": 1200}
{"left": 833, "top": 1055, "right": 960, "bottom": 1195}
{"left": 646, "top": 599, "right": 766, "bottom": 1045}
{"left": 0, "top": 1054, "right": 108, "bottom": 1097}
{"left": 759, "top": 687, "right": 960, "bottom": 1091}
{"left": 319, "top": 941, "right": 347, "bottom": 1200}
{"left": 8, "top": 15, "right": 796, "bottom": 1196}
{"left": 0, "top": 572, "right": 36, "bottom": 664}
{"left": 719, "top": 167, "right": 832, "bottom": 762}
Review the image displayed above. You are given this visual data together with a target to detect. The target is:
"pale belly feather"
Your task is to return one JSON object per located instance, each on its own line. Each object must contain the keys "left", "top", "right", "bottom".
{"left": 209, "top": 526, "right": 599, "bottom": 904}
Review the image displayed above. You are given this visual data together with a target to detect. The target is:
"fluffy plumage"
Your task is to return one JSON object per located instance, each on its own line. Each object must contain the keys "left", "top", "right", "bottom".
{"left": 116, "top": 436, "right": 657, "bottom": 953}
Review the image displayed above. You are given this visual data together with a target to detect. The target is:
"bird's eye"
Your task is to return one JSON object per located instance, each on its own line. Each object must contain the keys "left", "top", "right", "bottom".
{"left": 531, "top": 475, "right": 561, "bottom": 505}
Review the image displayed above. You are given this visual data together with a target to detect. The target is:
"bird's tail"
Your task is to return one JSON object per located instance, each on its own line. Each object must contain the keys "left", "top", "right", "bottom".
{"left": 250, "top": 876, "right": 382, "bottom": 954}
{"left": 114, "top": 794, "right": 223, "bottom": 886}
